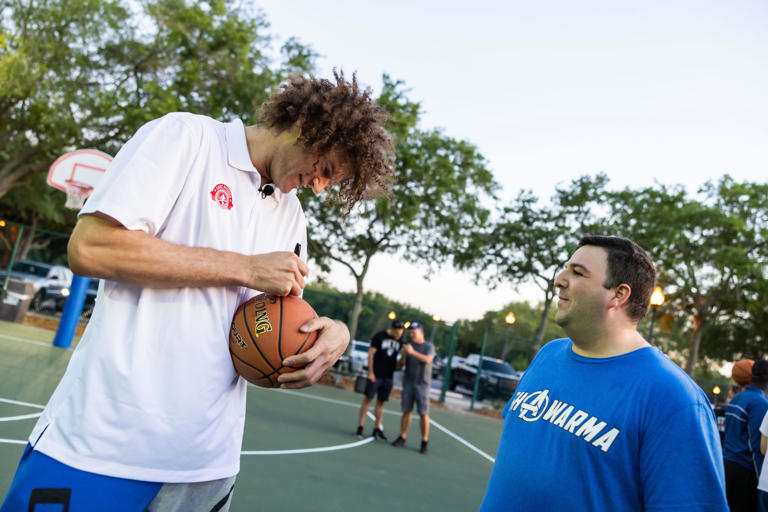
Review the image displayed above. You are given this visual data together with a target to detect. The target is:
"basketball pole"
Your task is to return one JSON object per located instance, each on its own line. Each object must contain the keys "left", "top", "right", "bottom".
{"left": 53, "top": 275, "right": 90, "bottom": 349}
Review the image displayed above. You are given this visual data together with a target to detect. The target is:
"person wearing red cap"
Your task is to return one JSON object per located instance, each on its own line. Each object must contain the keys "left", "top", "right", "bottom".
{"left": 724, "top": 359, "right": 768, "bottom": 511}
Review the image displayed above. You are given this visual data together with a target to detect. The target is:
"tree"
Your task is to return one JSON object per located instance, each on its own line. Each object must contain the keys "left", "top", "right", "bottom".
{"left": 609, "top": 177, "right": 768, "bottom": 373}
{"left": 302, "top": 75, "right": 499, "bottom": 341}
{"left": 456, "top": 174, "right": 609, "bottom": 357}
{"left": 455, "top": 301, "right": 566, "bottom": 369}
{"left": 0, "top": 0, "right": 316, "bottom": 203}
{"left": 0, "top": 0, "right": 134, "bottom": 198}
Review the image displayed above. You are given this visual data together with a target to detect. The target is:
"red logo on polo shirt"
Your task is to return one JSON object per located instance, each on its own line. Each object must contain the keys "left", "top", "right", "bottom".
{"left": 210, "top": 184, "right": 233, "bottom": 210}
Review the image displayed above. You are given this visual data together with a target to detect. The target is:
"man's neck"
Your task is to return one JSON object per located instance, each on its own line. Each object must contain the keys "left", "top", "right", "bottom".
{"left": 244, "top": 124, "right": 274, "bottom": 182}
{"left": 569, "top": 325, "right": 650, "bottom": 358}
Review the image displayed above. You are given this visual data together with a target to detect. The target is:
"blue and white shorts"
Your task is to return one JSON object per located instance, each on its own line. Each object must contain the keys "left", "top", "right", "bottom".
{"left": 1, "top": 444, "right": 235, "bottom": 512}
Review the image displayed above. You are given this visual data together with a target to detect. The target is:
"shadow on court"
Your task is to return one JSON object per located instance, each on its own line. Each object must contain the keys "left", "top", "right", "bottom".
{"left": 0, "top": 320, "right": 501, "bottom": 511}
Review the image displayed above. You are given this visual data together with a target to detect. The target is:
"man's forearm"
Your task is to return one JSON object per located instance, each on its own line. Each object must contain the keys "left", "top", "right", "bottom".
{"left": 69, "top": 215, "right": 251, "bottom": 288}
{"left": 409, "top": 351, "right": 434, "bottom": 364}
{"left": 69, "top": 214, "right": 308, "bottom": 296}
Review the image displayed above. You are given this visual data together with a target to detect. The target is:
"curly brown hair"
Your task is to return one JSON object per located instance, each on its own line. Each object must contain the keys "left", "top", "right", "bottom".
{"left": 258, "top": 70, "right": 395, "bottom": 213}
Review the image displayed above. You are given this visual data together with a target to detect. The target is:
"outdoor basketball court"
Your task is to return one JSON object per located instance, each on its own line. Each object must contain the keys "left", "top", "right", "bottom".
{"left": 0, "top": 320, "right": 502, "bottom": 510}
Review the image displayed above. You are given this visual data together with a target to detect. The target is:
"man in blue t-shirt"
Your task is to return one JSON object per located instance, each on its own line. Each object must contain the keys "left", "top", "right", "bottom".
{"left": 479, "top": 235, "right": 727, "bottom": 511}
{"left": 723, "top": 360, "right": 768, "bottom": 512}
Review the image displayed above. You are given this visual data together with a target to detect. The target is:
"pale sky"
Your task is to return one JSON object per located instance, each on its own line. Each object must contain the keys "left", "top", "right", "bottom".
{"left": 258, "top": 0, "right": 768, "bottom": 323}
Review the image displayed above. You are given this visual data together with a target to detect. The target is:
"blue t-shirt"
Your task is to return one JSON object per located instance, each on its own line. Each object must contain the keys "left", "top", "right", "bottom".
{"left": 479, "top": 339, "right": 727, "bottom": 511}
{"left": 723, "top": 385, "right": 768, "bottom": 475}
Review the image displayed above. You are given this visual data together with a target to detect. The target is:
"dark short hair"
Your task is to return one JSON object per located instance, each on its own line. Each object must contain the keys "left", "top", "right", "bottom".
{"left": 391, "top": 320, "right": 404, "bottom": 329}
{"left": 578, "top": 235, "right": 656, "bottom": 322}
{"left": 258, "top": 70, "right": 395, "bottom": 214}
{"left": 752, "top": 360, "right": 768, "bottom": 387}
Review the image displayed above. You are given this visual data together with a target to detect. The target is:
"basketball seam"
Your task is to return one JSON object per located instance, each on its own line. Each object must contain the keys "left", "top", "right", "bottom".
{"left": 229, "top": 348, "right": 268, "bottom": 378}
{"left": 292, "top": 311, "right": 317, "bottom": 356}
{"left": 278, "top": 297, "right": 284, "bottom": 362}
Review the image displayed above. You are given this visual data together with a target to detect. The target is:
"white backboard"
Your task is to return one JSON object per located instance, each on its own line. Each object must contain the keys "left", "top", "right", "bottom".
{"left": 47, "top": 149, "right": 112, "bottom": 192}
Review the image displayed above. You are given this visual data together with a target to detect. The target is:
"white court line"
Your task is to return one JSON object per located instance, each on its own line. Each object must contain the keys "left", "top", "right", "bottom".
{"left": 0, "top": 333, "right": 53, "bottom": 348}
{"left": 242, "top": 437, "right": 374, "bottom": 455}
{"left": 0, "top": 388, "right": 496, "bottom": 463}
{"left": 0, "top": 398, "right": 45, "bottom": 424}
{"left": 0, "top": 398, "right": 46, "bottom": 409}
{"left": 270, "top": 387, "right": 496, "bottom": 462}
{"left": 0, "top": 438, "right": 27, "bottom": 445}
{"left": 430, "top": 419, "right": 495, "bottom": 463}
{"left": 0, "top": 413, "right": 42, "bottom": 422}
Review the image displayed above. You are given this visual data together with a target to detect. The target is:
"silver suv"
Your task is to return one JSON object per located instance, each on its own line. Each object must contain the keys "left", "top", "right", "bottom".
{"left": 1, "top": 260, "right": 73, "bottom": 312}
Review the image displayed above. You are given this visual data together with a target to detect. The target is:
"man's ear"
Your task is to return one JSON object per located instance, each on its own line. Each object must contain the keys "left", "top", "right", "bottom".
{"left": 288, "top": 123, "right": 302, "bottom": 143}
{"left": 609, "top": 283, "right": 632, "bottom": 311}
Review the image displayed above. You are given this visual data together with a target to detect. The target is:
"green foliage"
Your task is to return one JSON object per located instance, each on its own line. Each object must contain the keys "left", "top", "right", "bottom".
{"left": 608, "top": 176, "right": 768, "bottom": 372}
{"left": 454, "top": 301, "right": 565, "bottom": 369}
{"left": 457, "top": 174, "right": 611, "bottom": 347}
{"left": 302, "top": 75, "right": 499, "bottom": 339}
{"left": 0, "top": 0, "right": 316, "bottom": 221}
{"left": 304, "top": 284, "right": 435, "bottom": 343}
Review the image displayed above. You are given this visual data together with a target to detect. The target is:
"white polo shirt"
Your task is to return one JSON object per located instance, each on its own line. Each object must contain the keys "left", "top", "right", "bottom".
{"left": 29, "top": 113, "right": 308, "bottom": 482}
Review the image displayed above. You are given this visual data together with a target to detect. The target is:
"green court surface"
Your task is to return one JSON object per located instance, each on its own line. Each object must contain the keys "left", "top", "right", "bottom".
{"left": 0, "top": 320, "right": 502, "bottom": 511}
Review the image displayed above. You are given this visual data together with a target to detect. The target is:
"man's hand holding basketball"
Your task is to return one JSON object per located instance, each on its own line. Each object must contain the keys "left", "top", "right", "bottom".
{"left": 245, "top": 252, "right": 308, "bottom": 296}
{"left": 278, "top": 317, "right": 350, "bottom": 389}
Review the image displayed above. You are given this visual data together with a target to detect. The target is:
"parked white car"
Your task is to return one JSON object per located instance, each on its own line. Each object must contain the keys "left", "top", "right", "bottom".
{"left": 0, "top": 260, "right": 75, "bottom": 313}
{"left": 349, "top": 340, "right": 371, "bottom": 373}
{"left": 0, "top": 260, "right": 72, "bottom": 293}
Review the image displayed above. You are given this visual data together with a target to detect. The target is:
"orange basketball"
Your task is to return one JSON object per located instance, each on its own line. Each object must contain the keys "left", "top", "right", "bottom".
{"left": 229, "top": 293, "right": 318, "bottom": 388}
{"left": 731, "top": 358, "right": 754, "bottom": 385}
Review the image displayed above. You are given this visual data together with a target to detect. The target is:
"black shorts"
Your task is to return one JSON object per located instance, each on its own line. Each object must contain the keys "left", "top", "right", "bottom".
{"left": 364, "top": 378, "right": 393, "bottom": 402}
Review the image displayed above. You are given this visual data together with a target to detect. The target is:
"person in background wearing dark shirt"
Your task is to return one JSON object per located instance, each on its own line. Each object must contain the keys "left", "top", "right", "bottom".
{"left": 715, "top": 384, "right": 746, "bottom": 445}
{"left": 355, "top": 320, "right": 404, "bottom": 440}
{"left": 723, "top": 360, "right": 768, "bottom": 512}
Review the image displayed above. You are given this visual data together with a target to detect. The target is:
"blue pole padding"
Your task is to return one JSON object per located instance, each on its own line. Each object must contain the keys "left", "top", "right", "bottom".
{"left": 53, "top": 275, "right": 90, "bottom": 349}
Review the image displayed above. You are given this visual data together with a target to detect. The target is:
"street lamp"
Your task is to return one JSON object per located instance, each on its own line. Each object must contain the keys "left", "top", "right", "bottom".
{"left": 501, "top": 312, "right": 516, "bottom": 360}
{"left": 388, "top": 311, "right": 396, "bottom": 320}
{"left": 647, "top": 286, "right": 664, "bottom": 344}
{"left": 713, "top": 385, "right": 721, "bottom": 406}
{"left": 430, "top": 313, "right": 441, "bottom": 344}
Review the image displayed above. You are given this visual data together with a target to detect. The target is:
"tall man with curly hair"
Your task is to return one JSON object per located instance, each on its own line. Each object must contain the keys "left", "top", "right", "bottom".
{"left": 2, "top": 71, "right": 395, "bottom": 512}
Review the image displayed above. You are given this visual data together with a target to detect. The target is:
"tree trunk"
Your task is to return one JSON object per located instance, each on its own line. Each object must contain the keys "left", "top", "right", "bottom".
{"left": 18, "top": 216, "right": 37, "bottom": 260}
{"left": 685, "top": 320, "right": 706, "bottom": 375}
{"left": 530, "top": 294, "right": 554, "bottom": 362}
{"left": 501, "top": 328, "right": 511, "bottom": 361}
{"left": 347, "top": 275, "right": 365, "bottom": 343}
{"left": 0, "top": 159, "right": 44, "bottom": 200}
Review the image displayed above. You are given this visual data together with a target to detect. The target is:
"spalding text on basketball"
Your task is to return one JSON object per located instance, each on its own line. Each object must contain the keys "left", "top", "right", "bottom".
{"left": 252, "top": 300, "right": 273, "bottom": 338}
{"left": 231, "top": 325, "right": 247, "bottom": 349}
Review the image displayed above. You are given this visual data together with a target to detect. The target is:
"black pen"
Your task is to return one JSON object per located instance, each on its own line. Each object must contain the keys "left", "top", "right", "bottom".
{"left": 293, "top": 243, "right": 301, "bottom": 257}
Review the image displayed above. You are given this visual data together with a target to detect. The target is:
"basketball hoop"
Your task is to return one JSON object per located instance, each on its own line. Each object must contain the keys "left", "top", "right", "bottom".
{"left": 64, "top": 179, "right": 94, "bottom": 210}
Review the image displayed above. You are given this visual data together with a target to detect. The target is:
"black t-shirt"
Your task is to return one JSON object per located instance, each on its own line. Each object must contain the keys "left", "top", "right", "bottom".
{"left": 370, "top": 330, "right": 402, "bottom": 379}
